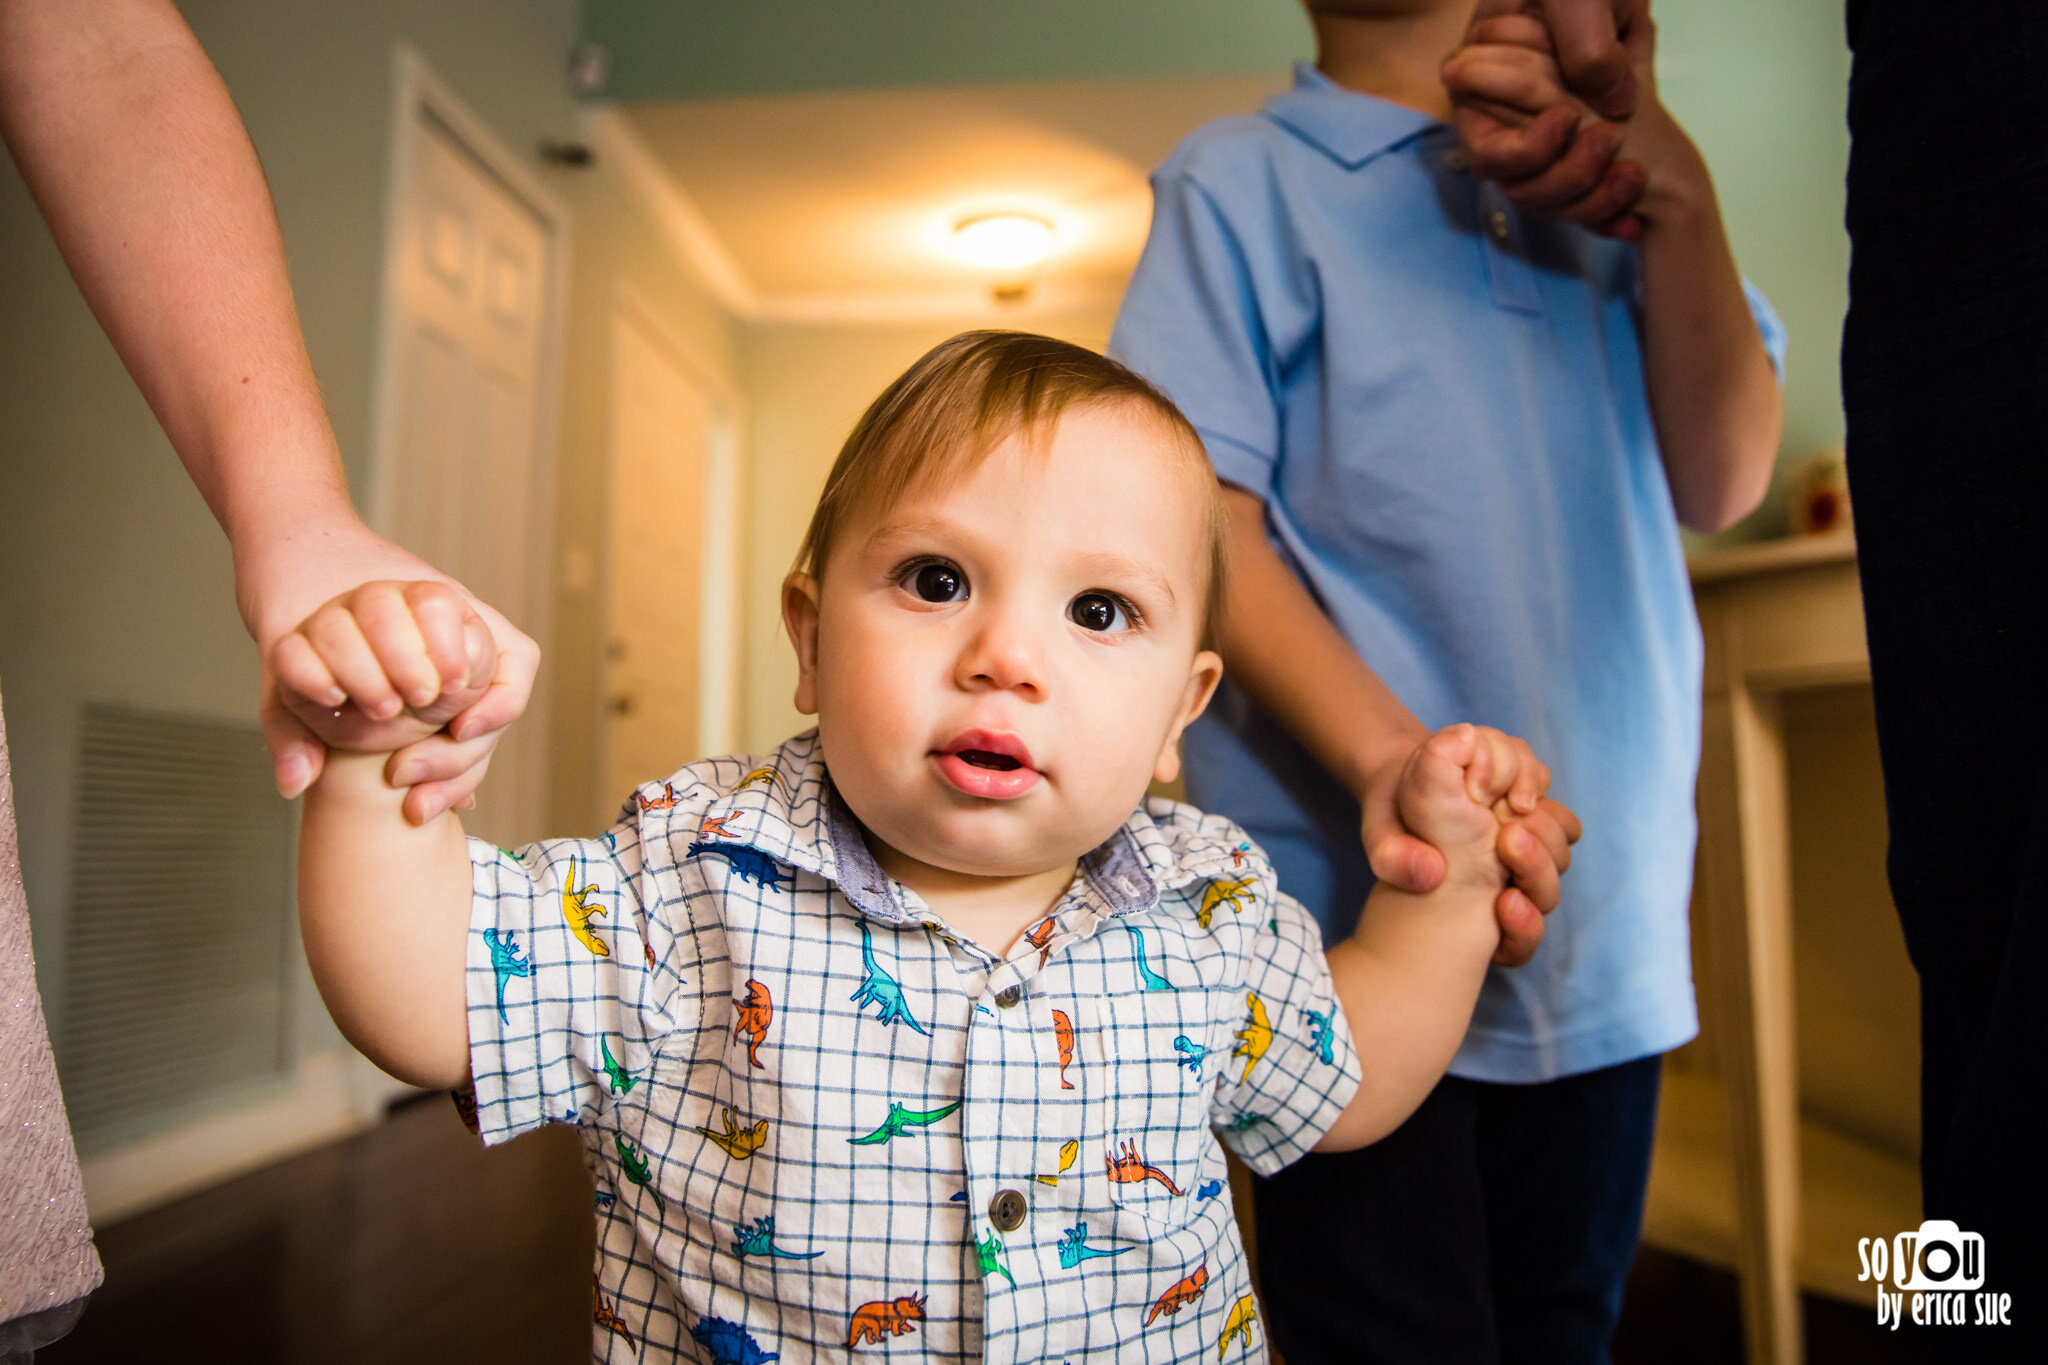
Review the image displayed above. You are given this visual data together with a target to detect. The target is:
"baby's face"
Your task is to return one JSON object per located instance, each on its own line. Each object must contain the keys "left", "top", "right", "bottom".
{"left": 785, "top": 401, "right": 1222, "bottom": 882}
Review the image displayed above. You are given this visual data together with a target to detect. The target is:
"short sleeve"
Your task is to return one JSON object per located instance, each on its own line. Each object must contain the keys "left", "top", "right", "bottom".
{"left": 1111, "top": 163, "right": 1286, "bottom": 499}
{"left": 464, "top": 807, "right": 683, "bottom": 1145}
{"left": 1743, "top": 278, "right": 1789, "bottom": 383}
{"left": 1209, "top": 885, "right": 1362, "bottom": 1176}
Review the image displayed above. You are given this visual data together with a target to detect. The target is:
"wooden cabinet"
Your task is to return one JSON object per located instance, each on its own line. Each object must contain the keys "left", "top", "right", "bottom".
{"left": 1641, "top": 533, "right": 1919, "bottom": 1364}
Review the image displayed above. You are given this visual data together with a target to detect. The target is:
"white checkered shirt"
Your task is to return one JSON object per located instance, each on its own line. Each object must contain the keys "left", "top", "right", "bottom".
{"left": 464, "top": 731, "right": 1360, "bottom": 1363}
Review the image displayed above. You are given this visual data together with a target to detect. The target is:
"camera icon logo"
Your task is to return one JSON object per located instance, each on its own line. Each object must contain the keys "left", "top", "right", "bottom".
{"left": 1894, "top": 1220, "right": 1986, "bottom": 1292}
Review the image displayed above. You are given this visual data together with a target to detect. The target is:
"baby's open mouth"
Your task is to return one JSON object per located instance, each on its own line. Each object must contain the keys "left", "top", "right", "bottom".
{"left": 955, "top": 749, "right": 1021, "bottom": 772}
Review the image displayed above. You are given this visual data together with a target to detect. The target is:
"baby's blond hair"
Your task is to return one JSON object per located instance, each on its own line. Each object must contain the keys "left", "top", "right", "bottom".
{"left": 794, "top": 330, "right": 1230, "bottom": 643}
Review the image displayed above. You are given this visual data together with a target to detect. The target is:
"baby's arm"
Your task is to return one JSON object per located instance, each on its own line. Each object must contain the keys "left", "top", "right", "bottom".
{"left": 279, "top": 582, "right": 493, "bottom": 1090}
{"left": 1315, "top": 725, "right": 1511, "bottom": 1151}
{"left": 1443, "top": 16, "right": 1783, "bottom": 533}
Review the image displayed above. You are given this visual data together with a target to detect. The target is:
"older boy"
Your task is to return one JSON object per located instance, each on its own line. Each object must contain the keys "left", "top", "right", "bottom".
{"left": 286, "top": 332, "right": 1540, "bottom": 1362}
{"left": 1110, "top": 3, "right": 1785, "bottom": 1359}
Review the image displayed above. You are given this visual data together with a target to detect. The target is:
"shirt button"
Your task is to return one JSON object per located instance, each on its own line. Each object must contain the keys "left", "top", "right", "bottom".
{"left": 1443, "top": 147, "right": 1468, "bottom": 172}
{"left": 995, "top": 984, "right": 1023, "bottom": 1009}
{"left": 989, "top": 1188, "right": 1029, "bottom": 1233}
{"left": 1488, "top": 208, "right": 1512, "bottom": 241}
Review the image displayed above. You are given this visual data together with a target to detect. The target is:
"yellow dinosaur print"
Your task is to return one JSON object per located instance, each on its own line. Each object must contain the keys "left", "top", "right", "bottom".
{"left": 736, "top": 766, "right": 783, "bottom": 793}
{"left": 561, "top": 857, "right": 610, "bottom": 958}
{"left": 1197, "top": 877, "right": 1257, "bottom": 930}
{"left": 1232, "top": 992, "right": 1272, "bottom": 1082}
{"left": 1034, "top": 1139, "right": 1079, "bottom": 1186}
{"left": 696, "top": 1106, "right": 770, "bottom": 1160}
{"left": 1217, "top": 1294, "right": 1258, "bottom": 1359}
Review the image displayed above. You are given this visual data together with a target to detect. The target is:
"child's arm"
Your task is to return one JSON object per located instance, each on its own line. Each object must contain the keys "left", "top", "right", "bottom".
{"left": 275, "top": 581, "right": 494, "bottom": 1089}
{"left": 1218, "top": 486, "right": 1581, "bottom": 964}
{"left": 1444, "top": 17, "right": 1784, "bottom": 533}
{"left": 1315, "top": 725, "right": 1511, "bottom": 1151}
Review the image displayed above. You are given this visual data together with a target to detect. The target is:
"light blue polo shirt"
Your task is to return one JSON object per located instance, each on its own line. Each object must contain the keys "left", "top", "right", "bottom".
{"left": 1111, "top": 63, "right": 1786, "bottom": 1084}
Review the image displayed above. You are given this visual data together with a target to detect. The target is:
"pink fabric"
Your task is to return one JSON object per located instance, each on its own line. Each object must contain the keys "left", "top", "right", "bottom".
{"left": 0, "top": 692, "right": 101, "bottom": 1320}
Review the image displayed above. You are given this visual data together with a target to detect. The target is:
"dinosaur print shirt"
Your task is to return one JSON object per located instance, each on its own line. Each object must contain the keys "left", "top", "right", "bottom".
{"left": 463, "top": 731, "right": 1360, "bottom": 1364}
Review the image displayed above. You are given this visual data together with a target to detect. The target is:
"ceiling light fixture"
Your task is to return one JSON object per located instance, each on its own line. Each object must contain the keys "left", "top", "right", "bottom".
{"left": 952, "top": 213, "right": 1056, "bottom": 271}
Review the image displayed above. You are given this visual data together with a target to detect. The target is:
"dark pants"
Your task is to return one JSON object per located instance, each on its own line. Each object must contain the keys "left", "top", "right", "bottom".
{"left": 1843, "top": 3, "right": 2048, "bottom": 1358}
{"left": 1252, "top": 1054, "right": 1661, "bottom": 1364}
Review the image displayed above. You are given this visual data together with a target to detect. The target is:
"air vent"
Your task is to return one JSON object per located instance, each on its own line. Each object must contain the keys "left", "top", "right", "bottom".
{"left": 59, "top": 705, "right": 295, "bottom": 1153}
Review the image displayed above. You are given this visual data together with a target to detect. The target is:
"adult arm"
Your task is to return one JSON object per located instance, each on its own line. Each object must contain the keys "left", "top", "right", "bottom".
{"left": 1218, "top": 487, "right": 1580, "bottom": 964}
{"left": 0, "top": 0, "right": 537, "bottom": 818}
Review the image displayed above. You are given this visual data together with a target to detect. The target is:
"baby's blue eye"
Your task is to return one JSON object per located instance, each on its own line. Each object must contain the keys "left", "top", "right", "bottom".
{"left": 910, "top": 562, "right": 967, "bottom": 603}
{"left": 1069, "top": 593, "right": 1130, "bottom": 633}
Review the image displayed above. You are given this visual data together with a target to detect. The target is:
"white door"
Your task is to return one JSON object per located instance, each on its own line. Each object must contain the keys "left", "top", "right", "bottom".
{"left": 376, "top": 110, "right": 558, "bottom": 847}
{"left": 602, "top": 312, "right": 711, "bottom": 803}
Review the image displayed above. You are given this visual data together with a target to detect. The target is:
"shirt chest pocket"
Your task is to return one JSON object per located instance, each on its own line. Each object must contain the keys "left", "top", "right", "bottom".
{"left": 1096, "top": 988, "right": 1230, "bottom": 1228}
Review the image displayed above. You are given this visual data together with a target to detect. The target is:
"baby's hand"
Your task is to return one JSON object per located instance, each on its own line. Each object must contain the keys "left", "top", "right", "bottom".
{"left": 270, "top": 581, "right": 497, "bottom": 823}
{"left": 1392, "top": 725, "right": 1513, "bottom": 895}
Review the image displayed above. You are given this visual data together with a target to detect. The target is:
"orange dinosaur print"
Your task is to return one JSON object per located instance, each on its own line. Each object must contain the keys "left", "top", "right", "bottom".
{"left": 734, "top": 979, "right": 772, "bottom": 1067}
{"left": 643, "top": 940, "right": 657, "bottom": 970}
{"left": 1106, "top": 1139, "right": 1182, "bottom": 1195}
{"left": 847, "top": 1294, "right": 926, "bottom": 1347}
{"left": 637, "top": 783, "right": 684, "bottom": 813}
{"left": 1051, "top": 1009, "right": 1076, "bottom": 1089}
{"left": 1023, "top": 914, "right": 1057, "bottom": 968}
{"left": 1145, "top": 1262, "right": 1210, "bottom": 1325}
{"left": 594, "top": 1275, "right": 635, "bottom": 1348}
{"left": 699, "top": 811, "right": 737, "bottom": 839}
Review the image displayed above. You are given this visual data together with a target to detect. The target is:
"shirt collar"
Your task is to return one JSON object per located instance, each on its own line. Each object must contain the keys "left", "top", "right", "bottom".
{"left": 1261, "top": 60, "right": 1441, "bottom": 170}
{"left": 683, "top": 730, "right": 1183, "bottom": 924}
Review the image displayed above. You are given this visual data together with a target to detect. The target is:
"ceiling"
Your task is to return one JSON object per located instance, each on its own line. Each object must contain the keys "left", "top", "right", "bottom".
{"left": 619, "top": 74, "right": 1285, "bottom": 320}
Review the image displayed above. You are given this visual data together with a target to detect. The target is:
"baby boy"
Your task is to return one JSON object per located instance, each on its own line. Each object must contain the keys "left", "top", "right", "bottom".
{"left": 286, "top": 331, "right": 1542, "bottom": 1362}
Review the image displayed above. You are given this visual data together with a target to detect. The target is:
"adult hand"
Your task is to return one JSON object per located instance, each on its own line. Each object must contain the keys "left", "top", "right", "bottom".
{"left": 1361, "top": 727, "right": 1582, "bottom": 967}
{"left": 1450, "top": 1, "right": 1654, "bottom": 237}
{"left": 234, "top": 506, "right": 539, "bottom": 822}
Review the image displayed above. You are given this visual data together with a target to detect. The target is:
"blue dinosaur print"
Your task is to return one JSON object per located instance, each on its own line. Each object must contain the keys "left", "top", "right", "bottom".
{"left": 688, "top": 840, "right": 793, "bottom": 891}
{"left": 691, "top": 1314, "right": 779, "bottom": 1365}
{"left": 1174, "top": 1034, "right": 1209, "bottom": 1077}
{"left": 482, "top": 928, "right": 532, "bottom": 1023}
{"left": 731, "top": 1215, "right": 823, "bottom": 1261}
{"left": 1305, "top": 1003, "right": 1336, "bottom": 1065}
{"left": 602, "top": 830, "right": 617, "bottom": 852}
{"left": 850, "top": 922, "right": 928, "bottom": 1034}
{"left": 594, "top": 1189, "right": 616, "bottom": 1212}
{"left": 1125, "top": 923, "right": 1175, "bottom": 992}
{"left": 1058, "top": 1223, "right": 1133, "bottom": 1269}
{"left": 1196, "top": 1179, "right": 1224, "bottom": 1201}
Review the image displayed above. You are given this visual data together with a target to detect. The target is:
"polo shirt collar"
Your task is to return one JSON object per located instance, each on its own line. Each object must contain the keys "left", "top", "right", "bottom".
{"left": 685, "top": 730, "right": 1177, "bottom": 925}
{"left": 1262, "top": 61, "right": 1440, "bottom": 170}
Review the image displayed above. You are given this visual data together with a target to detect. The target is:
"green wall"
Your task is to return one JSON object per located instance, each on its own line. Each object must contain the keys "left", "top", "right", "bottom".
{"left": 583, "top": 0, "right": 1313, "bottom": 100}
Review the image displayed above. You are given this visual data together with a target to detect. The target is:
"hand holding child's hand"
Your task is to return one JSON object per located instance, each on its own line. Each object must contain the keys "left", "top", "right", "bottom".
{"left": 1443, "top": 5, "right": 1653, "bottom": 239}
{"left": 1392, "top": 725, "right": 1513, "bottom": 890}
{"left": 1362, "top": 724, "right": 1581, "bottom": 966}
{"left": 270, "top": 580, "right": 498, "bottom": 824}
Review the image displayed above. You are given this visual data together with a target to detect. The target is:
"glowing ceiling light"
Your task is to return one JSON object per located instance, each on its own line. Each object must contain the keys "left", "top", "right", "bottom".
{"left": 952, "top": 213, "right": 1055, "bottom": 271}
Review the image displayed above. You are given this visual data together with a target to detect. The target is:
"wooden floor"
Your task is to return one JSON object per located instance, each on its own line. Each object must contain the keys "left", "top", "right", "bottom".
{"left": 43, "top": 1096, "right": 1922, "bottom": 1363}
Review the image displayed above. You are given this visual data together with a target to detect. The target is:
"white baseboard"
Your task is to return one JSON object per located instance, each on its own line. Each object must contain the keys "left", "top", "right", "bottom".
{"left": 79, "top": 1048, "right": 396, "bottom": 1225}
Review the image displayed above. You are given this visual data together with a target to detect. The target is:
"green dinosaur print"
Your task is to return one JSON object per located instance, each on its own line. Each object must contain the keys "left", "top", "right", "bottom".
{"left": 482, "top": 928, "right": 532, "bottom": 1023}
{"left": 1305, "top": 1004, "right": 1336, "bottom": 1065}
{"left": 850, "top": 922, "right": 928, "bottom": 1034}
{"left": 848, "top": 1099, "right": 963, "bottom": 1146}
{"left": 600, "top": 1034, "right": 638, "bottom": 1095}
{"left": 614, "top": 1131, "right": 664, "bottom": 1211}
{"left": 977, "top": 1229, "right": 1016, "bottom": 1288}
{"left": 731, "top": 1215, "right": 822, "bottom": 1262}
{"left": 1125, "top": 924, "right": 1175, "bottom": 992}
{"left": 1221, "top": 1110, "right": 1272, "bottom": 1133}
{"left": 1058, "top": 1223, "right": 1132, "bottom": 1268}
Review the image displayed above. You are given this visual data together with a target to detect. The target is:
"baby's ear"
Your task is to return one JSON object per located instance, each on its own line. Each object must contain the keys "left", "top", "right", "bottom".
{"left": 1154, "top": 648, "right": 1225, "bottom": 784}
{"left": 781, "top": 573, "right": 823, "bottom": 716}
